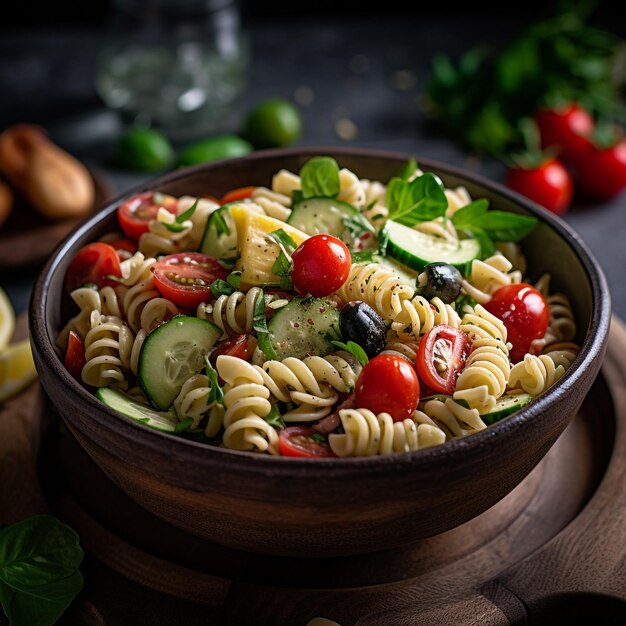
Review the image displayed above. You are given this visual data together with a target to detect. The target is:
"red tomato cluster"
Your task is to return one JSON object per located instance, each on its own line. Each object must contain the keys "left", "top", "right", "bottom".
{"left": 506, "top": 103, "right": 626, "bottom": 214}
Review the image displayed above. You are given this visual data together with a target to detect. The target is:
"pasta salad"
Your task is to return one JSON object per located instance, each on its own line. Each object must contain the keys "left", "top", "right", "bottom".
{"left": 57, "top": 156, "right": 580, "bottom": 458}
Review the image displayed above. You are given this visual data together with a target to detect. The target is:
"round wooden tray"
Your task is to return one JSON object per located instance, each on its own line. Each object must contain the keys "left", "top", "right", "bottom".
{"left": 1, "top": 315, "right": 626, "bottom": 625}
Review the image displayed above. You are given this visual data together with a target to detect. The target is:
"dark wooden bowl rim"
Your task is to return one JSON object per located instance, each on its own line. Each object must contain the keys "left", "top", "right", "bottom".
{"left": 29, "top": 146, "right": 611, "bottom": 479}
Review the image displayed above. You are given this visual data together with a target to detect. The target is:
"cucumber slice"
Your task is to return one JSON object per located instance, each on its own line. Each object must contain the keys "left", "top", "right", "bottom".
{"left": 288, "top": 196, "right": 376, "bottom": 250}
{"left": 368, "top": 253, "right": 418, "bottom": 287}
{"left": 96, "top": 387, "right": 178, "bottom": 432}
{"left": 268, "top": 297, "right": 340, "bottom": 360}
{"left": 139, "top": 316, "right": 221, "bottom": 410}
{"left": 199, "top": 205, "right": 238, "bottom": 263}
{"left": 482, "top": 393, "right": 532, "bottom": 425}
{"left": 381, "top": 220, "right": 480, "bottom": 274}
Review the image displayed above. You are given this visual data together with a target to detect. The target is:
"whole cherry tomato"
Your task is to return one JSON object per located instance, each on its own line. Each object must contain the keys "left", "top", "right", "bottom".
{"left": 354, "top": 353, "right": 420, "bottom": 422}
{"left": 535, "top": 103, "right": 594, "bottom": 163}
{"left": 153, "top": 252, "right": 229, "bottom": 309}
{"left": 64, "top": 242, "right": 122, "bottom": 293}
{"left": 416, "top": 325, "right": 472, "bottom": 395}
{"left": 117, "top": 191, "right": 178, "bottom": 239}
{"left": 278, "top": 426, "right": 336, "bottom": 458}
{"left": 291, "top": 234, "right": 351, "bottom": 298}
{"left": 505, "top": 158, "right": 573, "bottom": 215}
{"left": 485, "top": 283, "right": 550, "bottom": 363}
{"left": 574, "top": 139, "right": 626, "bottom": 201}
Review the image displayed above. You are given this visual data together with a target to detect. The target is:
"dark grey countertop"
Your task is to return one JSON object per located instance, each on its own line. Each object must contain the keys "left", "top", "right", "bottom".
{"left": 1, "top": 16, "right": 624, "bottom": 318}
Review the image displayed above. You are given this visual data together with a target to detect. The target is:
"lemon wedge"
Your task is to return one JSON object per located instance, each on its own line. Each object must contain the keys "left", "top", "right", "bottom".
{"left": 0, "top": 287, "right": 15, "bottom": 352}
{"left": 0, "top": 339, "right": 38, "bottom": 404}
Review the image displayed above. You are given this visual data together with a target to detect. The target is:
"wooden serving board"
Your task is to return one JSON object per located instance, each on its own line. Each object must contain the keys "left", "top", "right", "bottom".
{"left": 1, "top": 314, "right": 626, "bottom": 625}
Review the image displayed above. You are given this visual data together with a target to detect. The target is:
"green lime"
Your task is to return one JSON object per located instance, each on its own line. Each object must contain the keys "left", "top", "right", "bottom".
{"left": 177, "top": 134, "right": 253, "bottom": 167}
{"left": 114, "top": 128, "right": 174, "bottom": 172}
{"left": 242, "top": 98, "right": 302, "bottom": 148}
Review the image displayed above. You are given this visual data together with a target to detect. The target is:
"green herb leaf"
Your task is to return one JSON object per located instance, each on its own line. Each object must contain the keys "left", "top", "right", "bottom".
{"left": 472, "top": 228, "right": 497, "bottom": 259}
{"left": 176, "top": 198, "right": 198, "bottom": 223}
{"left": 396, "top": 157, "right": 419, "bottom": 180}
{"left": 350, "top": 250, "right": 378, "bottom": 264}
{"left": 264, "top": 404, "right": 286, "bottom": 430}
{"left": 300, "top": 156, "right": 340, "bottom": 198}
{"left": 210, "top": 279, "right": 236, "bottom": 298}
{"left": 227, "top": 271, "right": 242, "bottom": 290}
{"left": 253, "top": 290, "right": 277, "bottom": 360}
{"left": 343, "top": 214, "right": 376, "bottom": 241}
{"left": 204, "top": 356, "right": 225, "bottom": 405}
{"left": 162, "top": 221, "right": 188, "bottom": 233}
{"left": 175, "top": 418, "right": 194, "bottom": 433}
{"left": 267, "top": 229, "right": 298, "bottom": 253}
{"left": 387, "top": 172, "right": 448, "bottom": 226}
{"left": 453, "top": 201, "right": 538, "bottom": 242}
{"left": 272, "top": 250, "right": 294, "bottom": 290}
{"left": 310, "top": 433, "right": 327, "bottom": 444}
{"left": 0, "top": 515, "right": 83, "bottom": 626}
{"left": 331, "top": 340, "right": 369, "bottom": 367}
{"left": 291, "top": 189, "right": 304, "bottom": 205}
{"left": 212, "top": 209, "right": 231, "bottom": 237}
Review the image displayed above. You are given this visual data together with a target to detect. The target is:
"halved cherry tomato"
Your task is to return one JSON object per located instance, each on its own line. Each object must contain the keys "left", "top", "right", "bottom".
{"left": 278, "top": 426, "right": 336, "bottom": 458}
{"left": 208, "top": 334, "right": 257, "bottom": 368}
{"left": 220, "top": 186, "right": 255, "bottom": 205}
{"left": 153, "top": 252, "right": 229, "bottom": 309}
{"left": 64, "top": 331, "right": 86, "bottom": 382}
{"left": 117, "top": 191, "right": 178, "bottom": 239}
{"left": 291, "top": 234, "right": 351, "bottom": 298}
{"left": 65, "top": 242, "right": 122, "bottom": 293}
{"left": 416, "top": 325, "right": 472, "bottom": 395}
{"left": 535, "top": 103, "right": 595, "bottom": 163}
{"left": 354, "top": 353, "right": 420, "bottom": 422}
{"left": 485, "top": 283, "right": 550, "bottom": 363}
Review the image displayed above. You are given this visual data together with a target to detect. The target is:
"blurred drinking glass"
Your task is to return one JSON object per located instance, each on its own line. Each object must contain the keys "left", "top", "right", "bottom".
{"left": 95, "top": 0, "right": 248, "bottom": 141}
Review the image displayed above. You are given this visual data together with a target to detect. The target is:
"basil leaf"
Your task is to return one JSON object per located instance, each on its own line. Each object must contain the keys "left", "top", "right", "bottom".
{"left": 204, "top": 356, "right": 225, "bottom": 405}
{"left": 162, "top": 221, "right": 188, "bottom": 233}
{"left": 253, "top": 290, "right": 277, "bottom": 360}
{"left": 343, "top": 214, "right": 376, "bottom": 241}
{"left": 396, "top": 157, "right": 419, "bottom": 181}
{"left": 310, "top": 433, "right": 328, "bottom": 444}
{"left": 331, "top": 340, "right": 369, "bottom": 367}
{"left": 210, "top": 278, "right": 236, "bottom": 298}
{"left": 451, "top": 199, "right": 490, "bottom": 227}
{"left": 267, "top": 229, "right": 297, "bottom": 253}
{"left": 471, "top": 228, "right": 496, "bottom": 259}
{"left": 176, "top": 198, "right": 198, "bottom": 224}
{"left": 272, "top": 250, "right": 294, "bottom": 291}
{"left": 175, "top": 418, "right": 194, "bottom": 433}
{"left": 212, "top": 210, "right": 231, "bottom": 237}
{"left": 350, "top": 250, "right": 378, "bottom": 264}
{"left": 0, "top": 515, "right": 83, "bottom": 626}
{"left": 300, "top": 156, "right": 340, "bottom": 198}
{"left": 291, "top": 189, "right": 304, "bottom": 205}
{"left": 264, "top": 404, "right": 286, "bottom": 430}
{"left": 387, "top": 173, "right": 448, "bottom": 226}
{"left": 452, "top": 201, "right": 538, "bottom": 242}
{"left": 226, "top": 271, "right": 241, "bottom": 290}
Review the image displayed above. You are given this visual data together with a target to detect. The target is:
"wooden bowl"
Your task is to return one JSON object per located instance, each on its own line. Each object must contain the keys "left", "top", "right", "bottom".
{"left": 29, "top": 147, "right": 611, "bottom": 557}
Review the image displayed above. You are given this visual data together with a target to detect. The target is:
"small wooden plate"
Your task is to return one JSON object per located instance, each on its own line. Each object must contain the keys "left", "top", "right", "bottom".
{"left": 0, "top": 168, "right": 114, "bottom": 270}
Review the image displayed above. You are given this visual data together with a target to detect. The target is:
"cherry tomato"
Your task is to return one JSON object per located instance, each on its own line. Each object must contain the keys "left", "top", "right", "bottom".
{"left": 220, "top": 186, "right": 255, "bottom": 205}
{"left": 153, "top": 252, "right": 229, "bottom": 309}
{"left": 65, "top": 242, "right": 122, "bottom": 293}
{"left": 107, "top": 238, "right": 138, "bottom": 260}
{"left": 354, "top": 353, "right": 420, "bottom": 422}
{"left": 208, "top": 334, "right": 257, "bottom": 368}
{"left": 535, "top": 103, "right": 594, "bottom": 163}
{"left": 485, "top": 283, "right": 550, "bottom": 363}
{"left": 278, "top": 426, "right": 336, "bottom": 458}
{"left": 64, "top": 331, "right": 86, "bottom": 382}
{"left": 291, "top": 234, "right": 351, "bottom": 298}
{"left": 416, "top": 325, "right": 472, "bottom": 395}
{"left": 575, "top": 139, "right": 626, "bottom": 201}
{"left": 505, "top": 158, "right": 573, "bottom": 215}
{"left": 117, "top": 191, "right": 178, "bottom": 239}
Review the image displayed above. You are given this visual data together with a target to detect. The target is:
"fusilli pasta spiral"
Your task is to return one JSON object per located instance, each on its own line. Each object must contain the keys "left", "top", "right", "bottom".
{"left": 391, "top": 295, "right": 460, "bottom": 340}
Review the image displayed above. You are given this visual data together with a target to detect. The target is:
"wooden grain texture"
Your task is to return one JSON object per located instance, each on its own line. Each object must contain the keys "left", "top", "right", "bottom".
{"left": 0, "top": 169, "right": 113, "bottom": 269}
{"left": 29, "top": 148, "right": 611, "bottom": 557}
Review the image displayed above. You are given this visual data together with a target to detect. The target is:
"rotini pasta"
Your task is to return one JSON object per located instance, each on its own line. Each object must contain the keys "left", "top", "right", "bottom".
{"left": 391, "top": 295, "right": 460, "bottom": 340}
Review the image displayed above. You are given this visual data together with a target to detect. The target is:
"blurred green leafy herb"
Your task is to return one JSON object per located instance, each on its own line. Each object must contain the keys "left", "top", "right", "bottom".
{"left": 427, "top": 2, "right": 626, "bottom": 156}
{"left": 0, "top": 515, "right": 83, "bottom": 626}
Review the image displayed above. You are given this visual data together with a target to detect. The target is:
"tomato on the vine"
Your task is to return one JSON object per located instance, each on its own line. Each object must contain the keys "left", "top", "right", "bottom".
{"left": 354, "top": 353, "right": 420, "bottom": 422}
{"left": 485, "top": 283, "right": 550, "bottom": 363}
{"left": 535, "top": 103, "right": 594, "bottom": 163}
{"left": 574, "top": 139, "right": 626, "bottom": 201}
{"left": 64, "top": 242, "right": 122, "bottom": 293}
{"left": 153, "top": 252, "right": 229, "bottom": 309}
{"left": 505, "top": 158, "right": 573, "bottom": 215}
{"left": 278, "top": 426, "right": 336, "bottom": 458}
{"left": 64, "top": 330, "right": 86, "bottom": 382}
{"left": 117, "top": 191, "right": 178, "bottom": 239}
{"left": 416, "top": 325, "right": 472, "bottom": 395}
{"left": 291, "top": 234, "right": 351, "bottom": 297}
